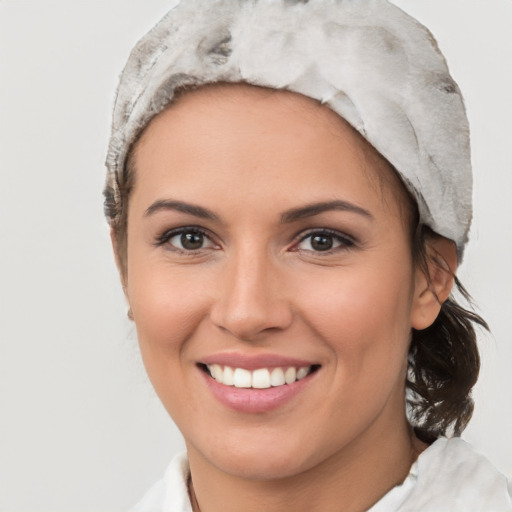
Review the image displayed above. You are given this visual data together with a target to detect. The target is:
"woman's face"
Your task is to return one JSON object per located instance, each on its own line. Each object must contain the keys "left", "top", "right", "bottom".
{"left": 124, "top": 84, "right": 426, "bottom": 480}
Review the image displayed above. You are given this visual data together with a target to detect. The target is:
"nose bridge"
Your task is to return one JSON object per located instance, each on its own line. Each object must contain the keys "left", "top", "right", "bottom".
{"left": 211, "top": 242, "right": 292, "bottom": 340}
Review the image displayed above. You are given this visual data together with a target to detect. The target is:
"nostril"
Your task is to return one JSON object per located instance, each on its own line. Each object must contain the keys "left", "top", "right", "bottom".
{"left": 208, "top": 263, "right": 294, "bottom": 340}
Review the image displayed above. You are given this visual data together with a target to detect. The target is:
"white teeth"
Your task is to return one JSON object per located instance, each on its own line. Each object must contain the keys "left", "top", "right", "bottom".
{"left": 252, "top": 368, "right": 271, "bottom": 389}
{"left": 211, "top": 364, "right": 223, "bottom": 383}
{"left": 284, "top": 367, "right": 296, "bottom": 384}
{"left": 223, "top": 366, "right": 234, "bottom": 386}
{"left": 233, "top": 368, "right": 252, "bottom": 388}
{"left": 297, "top": 367, "right": 309, "bottom": 380}
{"left": 206, "top": 364, "right": 314, "bottom": 388}
{"left": 270, "top": 368, "right": 285, "bottom": 387}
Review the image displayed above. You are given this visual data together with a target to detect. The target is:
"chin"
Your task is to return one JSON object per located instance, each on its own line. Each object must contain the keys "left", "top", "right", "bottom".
{"left": 214, "top": 452, "right": 310, "bottom": 481}
{"left": 188, "top": 430, "right": 320, "bottom": 481}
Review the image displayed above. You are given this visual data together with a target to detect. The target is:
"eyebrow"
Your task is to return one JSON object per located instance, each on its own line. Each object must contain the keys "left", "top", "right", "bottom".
{"left": 280, "top": 200, "right": 373, "bottom": 223}
{"left": 143, "top": 198, "right": 372, "bottom": 223}
{"left": 144, "top": 199, "right": 220, "bottom": 221}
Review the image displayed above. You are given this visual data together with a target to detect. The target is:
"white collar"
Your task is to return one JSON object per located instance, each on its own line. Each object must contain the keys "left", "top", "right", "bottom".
{"left": 132, "top": 437, "right": 512, "bottom": 512}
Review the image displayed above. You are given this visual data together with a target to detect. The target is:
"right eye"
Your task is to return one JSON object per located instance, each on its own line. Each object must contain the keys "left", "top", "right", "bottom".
{"left": 156, "top": 228, "right": 217, "bottom": 252}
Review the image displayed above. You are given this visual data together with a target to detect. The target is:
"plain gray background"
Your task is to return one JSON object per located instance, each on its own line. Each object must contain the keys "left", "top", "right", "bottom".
{"left": 1, "top": 1, "right": 511, "bottom": 510}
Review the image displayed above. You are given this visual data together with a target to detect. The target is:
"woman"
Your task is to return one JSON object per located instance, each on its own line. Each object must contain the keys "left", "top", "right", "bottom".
{"left": 104, "top": 1, "right": 512, "bottom": 510}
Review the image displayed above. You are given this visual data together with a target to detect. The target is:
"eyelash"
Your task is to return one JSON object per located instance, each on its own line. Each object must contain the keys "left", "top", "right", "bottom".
{"left": 293, "top": 229, "right": 356, "bottom": 254}
{"left": 154, "top": 226, "right": 217, "bottom": 253}
{"left": 154, "top": 227, "right": 356, "bottom": 254}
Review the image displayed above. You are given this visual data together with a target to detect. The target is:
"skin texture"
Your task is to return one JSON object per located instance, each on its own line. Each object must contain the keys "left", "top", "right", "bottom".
{"left": 118, "top": 84, "right": 456, "bottom": 512}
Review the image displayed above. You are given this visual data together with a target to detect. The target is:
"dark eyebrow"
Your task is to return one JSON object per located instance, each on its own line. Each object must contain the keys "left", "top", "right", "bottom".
{"left": 144, "top": 199, "right": 220, "bottom": 221}
{"left": 280, "top": 200, "right": 373, "bottom": 223}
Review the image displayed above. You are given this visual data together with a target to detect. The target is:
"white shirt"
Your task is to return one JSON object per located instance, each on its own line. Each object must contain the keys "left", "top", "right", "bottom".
{"left": 132, "top": 437, "right": 512, "bottom": 512}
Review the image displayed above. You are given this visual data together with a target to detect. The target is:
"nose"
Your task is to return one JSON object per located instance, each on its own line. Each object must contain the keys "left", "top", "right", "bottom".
{"left": 210, "top": 248, "right": 293, "bottom": 341}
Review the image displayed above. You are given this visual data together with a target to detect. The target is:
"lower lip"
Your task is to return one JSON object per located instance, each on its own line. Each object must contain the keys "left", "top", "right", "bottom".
{"left": 200, "top": 369, "right": 317, "bottom": 413}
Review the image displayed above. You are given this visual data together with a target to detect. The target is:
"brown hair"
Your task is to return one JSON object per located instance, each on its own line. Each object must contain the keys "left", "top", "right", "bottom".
{"left": 104, "top": 149, "right": 136, "bottom": 279}
{"left": 408, "top": 225, "right": 486, "bottom": 441}
{"left": 104, "top": 86, "right": 486, "bottom": 441}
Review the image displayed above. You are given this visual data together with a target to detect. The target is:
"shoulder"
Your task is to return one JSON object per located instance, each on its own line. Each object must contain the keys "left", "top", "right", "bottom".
{"left": 130, "top": 452, "right": 192, "bottom": 512}
{"left": 370, "top": 437, "right": 512, "bottom": 512}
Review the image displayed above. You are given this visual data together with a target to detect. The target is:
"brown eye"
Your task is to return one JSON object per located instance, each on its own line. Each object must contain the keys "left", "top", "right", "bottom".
{"left": 180, "top": 232, "right": 204, "bottom": 250}
{"left": 164, "top": 228, "right": 216, "bottom": 251}
{"left": 296, "top": 230, "right": 354, "bottom": 253}
{"left": 310, "top": 234, "right": 333, "bottom": 251}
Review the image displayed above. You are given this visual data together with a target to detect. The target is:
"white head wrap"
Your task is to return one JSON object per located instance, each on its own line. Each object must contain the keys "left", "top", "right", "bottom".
{"left": 105, "top": 0, "right": 472, "bottom": 255}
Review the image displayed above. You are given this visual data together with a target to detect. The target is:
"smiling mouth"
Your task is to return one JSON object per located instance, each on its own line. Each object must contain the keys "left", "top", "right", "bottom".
{"left": 199, "top": 363, "right": 321, "bottom": 389}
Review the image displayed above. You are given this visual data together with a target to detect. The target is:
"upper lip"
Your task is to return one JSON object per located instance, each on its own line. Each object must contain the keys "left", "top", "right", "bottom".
{"left": 200, "top": 352, "right": 319, "bottom": 370}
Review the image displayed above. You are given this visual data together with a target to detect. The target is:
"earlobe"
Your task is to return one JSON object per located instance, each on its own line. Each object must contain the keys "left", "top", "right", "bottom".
{"left": 410, "top": 236, "right": 457, "bottom": 330}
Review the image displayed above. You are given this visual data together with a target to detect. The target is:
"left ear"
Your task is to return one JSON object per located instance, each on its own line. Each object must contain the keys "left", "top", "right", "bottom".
{"left": 410, "top": 236, "right": 458, "bottom": 330}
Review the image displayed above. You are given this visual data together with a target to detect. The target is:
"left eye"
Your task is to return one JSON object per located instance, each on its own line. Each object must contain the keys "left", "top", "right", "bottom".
{"left": 164, "top": 229, "right": 216, "bottom": 251}
{"left": 296, "top": 231, "right": 353, "bottom": 252}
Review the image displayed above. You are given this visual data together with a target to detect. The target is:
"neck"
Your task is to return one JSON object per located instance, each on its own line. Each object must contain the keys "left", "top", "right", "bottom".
{"left": 187, "top": 417, "right": 427, "bottom": 512}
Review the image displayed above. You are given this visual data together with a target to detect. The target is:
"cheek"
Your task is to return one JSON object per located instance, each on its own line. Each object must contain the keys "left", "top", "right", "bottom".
{"left": 126, "top": 263, "right": 217, "bottom": 424}
{"left": 128, "top": 265, "right": 209, "bottom": 347}
{"left": 125, "top": 250, "right": 214, "bottom": 400}
{"left": 294, "top": 258, "right": 414, "bottom": 373}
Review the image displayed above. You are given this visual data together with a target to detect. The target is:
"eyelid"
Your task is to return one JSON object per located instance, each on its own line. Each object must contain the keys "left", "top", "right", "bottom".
{"left": 154, "top": 225, "right": 219, "bottom": 251}
{"left": 291, "top": 228, "right": 356, "bottom": 252}
{"left": 154, "top": 226, "right": 356, "bottom": 254}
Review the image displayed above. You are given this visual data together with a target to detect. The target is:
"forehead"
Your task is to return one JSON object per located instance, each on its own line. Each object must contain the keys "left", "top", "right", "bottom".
{"left": 133, "top": 83, "right": 412, "bottom": 219}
